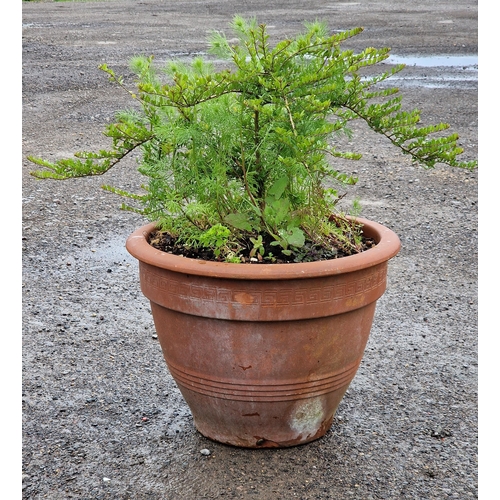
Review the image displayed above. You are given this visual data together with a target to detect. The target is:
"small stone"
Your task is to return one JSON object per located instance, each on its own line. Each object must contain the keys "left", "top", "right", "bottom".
{"left": 200, "top": 448, "right": 211, "bottom": 456}
{"left": 103, "top": 477, "right": 111, "bottom": 482}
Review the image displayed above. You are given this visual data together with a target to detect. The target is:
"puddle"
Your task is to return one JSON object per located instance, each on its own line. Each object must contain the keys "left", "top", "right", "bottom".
{"left": 22, "top": 23, "right": 48, "bottom": 29}
{"left": 379, "top": 54, "right": 477, "bottom": 89}
{"left": 89, "top": 236, "right": 135, "bottom": 263}
{"left": 71, "top": 234, "right": 138, "bottom": 272}
{"left": 386, "top": 54, "right": 477, "bottom": 68}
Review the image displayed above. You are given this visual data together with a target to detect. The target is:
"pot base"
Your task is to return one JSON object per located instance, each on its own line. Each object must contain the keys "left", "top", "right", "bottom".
{"left": 185, "top": 388, "right": 346, "bottom": 448}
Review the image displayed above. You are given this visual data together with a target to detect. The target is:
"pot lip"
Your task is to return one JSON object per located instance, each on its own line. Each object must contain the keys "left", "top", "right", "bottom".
{"left": 125, "top": 217, "right": 401, "bottom": 280}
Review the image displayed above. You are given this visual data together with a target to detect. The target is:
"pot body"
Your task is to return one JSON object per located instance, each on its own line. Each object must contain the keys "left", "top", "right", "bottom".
{"left": 126, "top": 218, "right": 400, "bottom": 448}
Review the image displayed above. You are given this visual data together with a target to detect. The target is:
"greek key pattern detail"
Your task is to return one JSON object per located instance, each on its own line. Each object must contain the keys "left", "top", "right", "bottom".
{"left": 142, "top": 267, "right": 386, "bottom": 308}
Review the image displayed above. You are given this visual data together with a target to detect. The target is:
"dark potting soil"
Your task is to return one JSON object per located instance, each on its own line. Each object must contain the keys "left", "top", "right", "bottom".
{"left": 148, "top": 229, "right": 377, "bottom": 264}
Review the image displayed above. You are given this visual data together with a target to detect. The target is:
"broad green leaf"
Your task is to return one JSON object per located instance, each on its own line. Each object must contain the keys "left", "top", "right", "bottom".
{"left": 224, "top": 213, "right": 253, "bottom": 231}
{"left": 285, "top": 227, "right": 305, "bottom": 248}
{"left": 267, "top": 176, "right": 288, "bottom": 199}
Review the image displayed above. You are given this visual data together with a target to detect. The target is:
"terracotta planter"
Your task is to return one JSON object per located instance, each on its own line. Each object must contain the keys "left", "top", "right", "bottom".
{"left": 126, "top": 218, "right": 400, "bottom": 448}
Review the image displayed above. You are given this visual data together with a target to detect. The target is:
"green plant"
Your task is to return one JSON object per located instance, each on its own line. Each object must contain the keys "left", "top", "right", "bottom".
{"left": 28, "top": 16, "right": 476, "bottom": 262}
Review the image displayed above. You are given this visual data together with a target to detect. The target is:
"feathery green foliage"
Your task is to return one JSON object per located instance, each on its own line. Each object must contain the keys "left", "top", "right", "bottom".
{"left": 28, "top": 17, "right": 477, "bottom": 261}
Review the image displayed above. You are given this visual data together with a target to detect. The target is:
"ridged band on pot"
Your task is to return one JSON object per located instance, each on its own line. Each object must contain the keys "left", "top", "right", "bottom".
{"left": 126, "top": 218, "right": 401, "bottom": 448}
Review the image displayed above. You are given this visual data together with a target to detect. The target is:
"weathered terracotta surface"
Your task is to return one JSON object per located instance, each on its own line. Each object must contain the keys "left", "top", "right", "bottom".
{"left": 126, "top": 218, "right": 401, "bottom": 448}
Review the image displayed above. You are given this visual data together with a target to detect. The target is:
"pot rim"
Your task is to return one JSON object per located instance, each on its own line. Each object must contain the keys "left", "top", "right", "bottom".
{"left": 125, "top": 217, "right": 401, "bottom": 280}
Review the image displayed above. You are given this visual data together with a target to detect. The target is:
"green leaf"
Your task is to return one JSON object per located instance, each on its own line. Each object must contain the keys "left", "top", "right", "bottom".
{"left": 224, "top": 213, "right": 253, "bottom": 231}
{"left": 264, "top": 197, "right": 291, "bottom": 227}
{"left": 267, "top": 176, "right": 288, "bottom": 199}
{"left": 286, "top": 227, "right": 305, "bottom": 248}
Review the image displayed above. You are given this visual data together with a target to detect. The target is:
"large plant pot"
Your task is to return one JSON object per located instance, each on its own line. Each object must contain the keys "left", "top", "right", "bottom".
{"left": 126, "top": 218, "right": 400, "bottom": 448}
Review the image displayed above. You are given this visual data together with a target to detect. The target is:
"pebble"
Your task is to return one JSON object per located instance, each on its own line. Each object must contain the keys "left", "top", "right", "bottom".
{"left": 200, "top": 448, "right": 211, "bottom": 456}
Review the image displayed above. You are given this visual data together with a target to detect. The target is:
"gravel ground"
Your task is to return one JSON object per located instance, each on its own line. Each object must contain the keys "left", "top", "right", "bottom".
{"left": 21, "top": 1, "right": 478, "bottom": 498}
